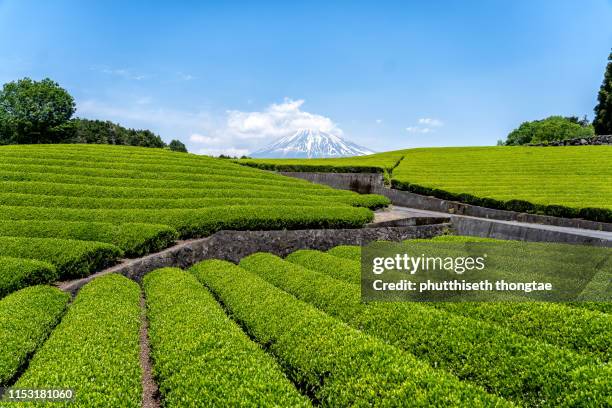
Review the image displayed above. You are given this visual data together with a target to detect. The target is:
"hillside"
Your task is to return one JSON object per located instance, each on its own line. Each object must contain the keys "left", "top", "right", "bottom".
{"left": 241, "top": 145, "right": 612, "bottom": 221}
{"left": 0, "top": 144, "right": 389, "bottom": 297}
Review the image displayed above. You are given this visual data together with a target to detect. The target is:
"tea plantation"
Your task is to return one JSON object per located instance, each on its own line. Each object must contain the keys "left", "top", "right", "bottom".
{"left": 1, "top": 237, "right": 609, "bottom": 407}
{"left": 0, "top": 144, "right": 388, "bottom": 297}
{"left": 242, "top": 145, "right": 612, "bottom": 222}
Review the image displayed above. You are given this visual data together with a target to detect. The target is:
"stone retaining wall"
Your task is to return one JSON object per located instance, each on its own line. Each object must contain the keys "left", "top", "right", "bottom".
{"left": 529, "top": 134, "right": 612, "bottom": 146}
{"left": 58, "top": 224, "right": 449, "bottom": 295}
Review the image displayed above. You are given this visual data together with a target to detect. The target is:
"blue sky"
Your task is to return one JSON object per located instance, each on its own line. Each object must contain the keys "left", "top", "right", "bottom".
{"left": 1, "top": 0, "right": 611, "bottom": 155}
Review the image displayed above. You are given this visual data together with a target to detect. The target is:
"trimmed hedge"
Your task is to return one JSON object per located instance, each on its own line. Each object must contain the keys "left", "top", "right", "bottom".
{"left": 0, "top": 257, "right": 58, "bottom": 299}
{"left": 392, "top": 178, "right": 612, "bottom": 223}
{"left": 11, "top": 274, "right": 142, "bottom": 407}
{"left": 0, "top": 179, "right": 378, "bottom": 203}
{"left": 0, "top": 285, "right": 69, "bottom": 386}
{"left": 144, "top": 268, "right": 310, "bottom": 407}
{"left": 0, "top": 236, "right": 123, "bottom": 279}
{"left": 390, "top": 146, "right": 612, "bottom": 223}
{"left": 324, "top": 245, "right": 612, "bottom": 361}
{"left": 0, "top": 205, "right": 374, "bottom": 239}
{"left": 0, "top": 192, "right": 389, "bottom": 211}
{"left": 0, "top": 220, "right": 177, "bottom": 257}
{"left": 191, "top": 259, "right": 510, "bottom": 407}
{"left": 239, "top": 151, "right": 406, "bottom": 173}
{"left": 255, "top": 252, "right": 601, "bottom": 406}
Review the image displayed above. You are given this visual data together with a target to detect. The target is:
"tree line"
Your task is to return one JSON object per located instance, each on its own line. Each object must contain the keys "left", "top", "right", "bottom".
{"left": 0, "top": 78, "right": 187, "bottom": 152}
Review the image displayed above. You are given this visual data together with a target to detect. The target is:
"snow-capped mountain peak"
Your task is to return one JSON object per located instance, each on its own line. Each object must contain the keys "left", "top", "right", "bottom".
{"left": 251, "top": 128, "right": 374, "bottom": 158}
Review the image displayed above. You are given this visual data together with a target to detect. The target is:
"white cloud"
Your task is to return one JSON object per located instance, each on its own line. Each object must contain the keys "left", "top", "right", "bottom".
{"left": 376, "top": 119, "right": 383, "bottom": 124}
{"left": 77, "top": 97, "right": 340, "bottom": 156}
{"left": 406, "top": 126, "right": 433, "bottom": 134}
{"left": 189, "top": 133, "right": 224, "bottom": 145}
{"left": 406, "top": 117, "right": 444, "bottom": 134}
{"left": 418, "top": 118, "right": 444, "bottom": 127}
{"left": 178, "top": 72, "right": 195, "bottom": 81}
{"left": 99, "top": 68, "right": 149, "bottom": 81}
{"left": 196, "top": 147, "right": 250, "bottom": 157}
{"left": 225, "top": 98, "right": 342, "bottom": 140}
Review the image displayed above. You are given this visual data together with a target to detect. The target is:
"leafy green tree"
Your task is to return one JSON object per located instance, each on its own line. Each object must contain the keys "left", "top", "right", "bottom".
{"left": 69, "top": 118, "right": 165, "bottom": 148}
{"left": 168, "top": 139, "right": 188, "bottom": 152}
{"left": 593, "top": 50, "right": 612, "bottom": 135}
{"left": 504, "top": 116, "right": 594, "bottom": 145}
{"left": 0, "top": 78, "right": 75, "bottom": 143}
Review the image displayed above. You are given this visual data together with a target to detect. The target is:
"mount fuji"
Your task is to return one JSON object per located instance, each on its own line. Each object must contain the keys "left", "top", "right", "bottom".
{"left": 250, "top": 129, "right": 374, "bottom": 158}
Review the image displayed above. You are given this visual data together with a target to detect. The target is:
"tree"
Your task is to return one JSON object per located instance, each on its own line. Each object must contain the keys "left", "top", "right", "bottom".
{"left": 168, "top": 139, "right": 188, "bottom": 152}
{"left": 504, "top": 116, "right": 594, "bottom": 145}
{"left": 593, "top": 50, "right": 612, "bottom": 135}
{"left": 0, "top": 77, "right": 75, "bottom": 144}
{"left": 68, "top": 118, "right": 166, "bottom": 148}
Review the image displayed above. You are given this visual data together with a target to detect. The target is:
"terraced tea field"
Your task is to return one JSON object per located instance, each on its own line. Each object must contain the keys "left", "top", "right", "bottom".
{"left": 242, "top": 145, "right": 612, "bottom": 222}
{"left": 0, "top": 144, "right": 388, "bottom": 298}
{"left": 1, "top": 238, "right": 609, "bottom": 407}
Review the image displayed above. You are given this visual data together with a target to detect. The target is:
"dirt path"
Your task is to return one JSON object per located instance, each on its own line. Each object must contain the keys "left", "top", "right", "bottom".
{"left": 139, "top": 294, "right": 160, "bottom": 408}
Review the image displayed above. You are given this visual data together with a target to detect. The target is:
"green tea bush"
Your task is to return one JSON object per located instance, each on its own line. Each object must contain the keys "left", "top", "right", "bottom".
{"left": 325, "top": 244, "right": 612, "bottom": 361}
{"left": 144, "top": 268, "right": 310, "bottom": 407}
{"left": 0, "top": 285, "right": 69, "bottom": 386}
{"left": 0, "top": 205, "right": 373, "bottom": 239}
{"left": 239, "top": 150, "right": 406, "bottom": 173}
{"left": 391, "top": 146, "right": 612, "bottom": 222}
{"left": 254, "top": 252, "right": 602, "bottom": 406}
{"left": 0, "top": 257, "right": 58, "bottom": 298}
{"left": 0, "top": 220, "right": 177, "bottom": 257}
{"left": 10, "top": 274, "right": 142, "bottom": 407}
{"left": 0, "top": 236, "right": 122, "bottom": 279}
{"left": 191, "top": 259, "right": 510, "bottom": 407}
{"left": 0, "top": 191, "right": 389, "bottom": 211}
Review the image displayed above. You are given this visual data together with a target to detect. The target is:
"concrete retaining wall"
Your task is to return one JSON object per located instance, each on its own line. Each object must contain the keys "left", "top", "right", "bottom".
{"left": 58, "top": 224, "right": 449, "bottom": 295}
{"left": 452, "top": 217, "right": 612, "bottom": 247}
{"left": 280, "top": 171, "right": 384, "bottom": 194}
{"left": 280, "top": 171, "right": 612, "bottom": 232}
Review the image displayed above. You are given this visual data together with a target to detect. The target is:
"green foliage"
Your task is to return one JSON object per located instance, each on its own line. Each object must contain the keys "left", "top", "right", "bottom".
{"left": 191, "top": 259, "right": 510, "bottom": 407}
{"left": 504, "top": 116, "right": 594, "bottom": 145}
{"left": 10, "top": 274, "right": 142, "bottom": 407}
{"left": 144, "top": 268, "right": 310, "bottom": 407}
{"left": 0, "top": 257, "right": 58, "bottom": 298}
{"left": 0, "top": 192, "right": 388, "bottom": 211}
{"left": 240, "top": 150, "right": 406, "bottom": 173}
{"left": 0, "top": 78, "right": 75, "bottom": 144}
{"left": 0, "top": 285, "right": 69, "bottom": 386}
{"left": 168, "top": 139, "right": 187, "bottom": 152}
{"left": 0, "top": 220, "right": 177, "bottom": 257}
{"left": 0, "top": 205, "right": 373, "bottom": 239}
{"left": 0, "top": 236, "right": 122, "bottom": 279}
{"left": 391, "top": 146, "right": 612, "bottom": 222}
{"left": 68, "top": 118, "right": 166, "bottom": 148}
{"left": 0, "top": 143, "right": 381, "bottom": 290}
{"left": 253, "top": 252, "right": 604, "bottom": 406}
{"left": 594, "top": 50, "right": 612, "bottom": 135}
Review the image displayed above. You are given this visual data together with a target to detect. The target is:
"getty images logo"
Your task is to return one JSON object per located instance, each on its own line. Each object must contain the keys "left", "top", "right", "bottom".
{"left": 371, "top": 253, "right": 487, "bottom": 275}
